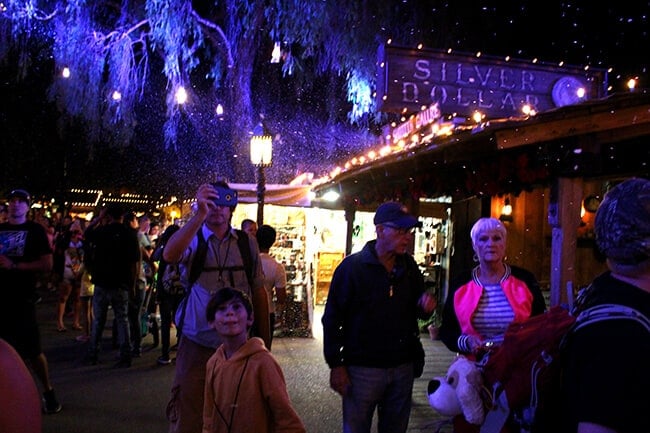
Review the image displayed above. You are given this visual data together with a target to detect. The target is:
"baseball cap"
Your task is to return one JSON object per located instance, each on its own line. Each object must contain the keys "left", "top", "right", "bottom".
{"left": 595, "top": 178, "right": 650, "bottom": 264}
{"left": 373, "top": 201, "right": 420, "bottom": 229}
{"left": 8, "top": 189, "right": 31, "bottom": 203}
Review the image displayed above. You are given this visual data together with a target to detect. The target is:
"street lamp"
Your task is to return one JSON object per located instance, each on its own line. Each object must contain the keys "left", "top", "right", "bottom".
{"left": 250, "top": 122, "right": 272, "bottom": 226}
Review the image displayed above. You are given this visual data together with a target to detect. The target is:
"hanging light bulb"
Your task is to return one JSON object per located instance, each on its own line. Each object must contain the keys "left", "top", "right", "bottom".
{"left": 271, "top": 42, "right": 281, "bottom": 63}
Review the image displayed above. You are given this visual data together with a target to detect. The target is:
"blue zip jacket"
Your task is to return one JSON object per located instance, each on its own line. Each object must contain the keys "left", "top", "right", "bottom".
{"left": 322, "top": 240, "right": 426, "bottom": 368}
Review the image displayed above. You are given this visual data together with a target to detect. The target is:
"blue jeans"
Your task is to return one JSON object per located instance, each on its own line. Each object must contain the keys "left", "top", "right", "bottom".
{"left": 343, "top": 363, "right": 415, "bottom": 433}
{"left": 89, "top": 284, "right": 131, "bottom": 361}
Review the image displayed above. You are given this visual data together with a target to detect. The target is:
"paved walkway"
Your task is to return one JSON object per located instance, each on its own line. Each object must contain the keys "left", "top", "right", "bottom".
{"left": 34, "top": 290, "right": 456, "bottom": 433}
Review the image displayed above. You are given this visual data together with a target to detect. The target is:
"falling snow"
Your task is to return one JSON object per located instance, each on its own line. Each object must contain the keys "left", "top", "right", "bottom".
{"left": 0, "top": 1, "right": 647, "bottom": 197}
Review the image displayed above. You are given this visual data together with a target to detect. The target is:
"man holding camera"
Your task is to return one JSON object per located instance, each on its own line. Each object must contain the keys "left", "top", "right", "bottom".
{"left": 163, "top": 181, "right": 270, "bottom": 433}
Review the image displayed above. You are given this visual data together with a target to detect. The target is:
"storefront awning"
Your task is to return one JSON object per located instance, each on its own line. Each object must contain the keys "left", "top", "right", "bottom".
{"left": 229, "top": 183, "right": 312, "bottom": 207}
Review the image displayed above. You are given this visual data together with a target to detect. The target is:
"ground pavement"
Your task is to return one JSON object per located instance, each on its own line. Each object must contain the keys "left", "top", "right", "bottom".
{"left": 34, "top": 289, "right": 457, "bottom": 433}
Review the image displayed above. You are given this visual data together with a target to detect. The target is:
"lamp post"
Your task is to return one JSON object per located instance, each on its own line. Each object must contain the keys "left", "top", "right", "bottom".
{"left": 250, "top": 122, "right": 273, "bottom": 226}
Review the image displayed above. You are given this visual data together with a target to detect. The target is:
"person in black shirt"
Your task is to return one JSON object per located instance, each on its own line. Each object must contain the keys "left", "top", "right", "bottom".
{"left": 84, "top": 204, "right": 141, "bottom": 368}
{"left": 562, "top": 178, "right": 650, "bottom": 433}
{"left": 0, "top": 189, "right": 61, "bottom": 414}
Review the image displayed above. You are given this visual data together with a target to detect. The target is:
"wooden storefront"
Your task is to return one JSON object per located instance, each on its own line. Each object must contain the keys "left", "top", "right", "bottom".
{"left": 311, "top": 91, "right": 650, "bottom": 307}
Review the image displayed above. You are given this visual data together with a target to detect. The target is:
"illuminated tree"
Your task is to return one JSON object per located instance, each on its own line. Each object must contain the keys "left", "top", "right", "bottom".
{"left": 2, "top": 1, "right": 644, "bottom": 196}
{"left": 0, "top": 0, "right": 422, "bottom": 185}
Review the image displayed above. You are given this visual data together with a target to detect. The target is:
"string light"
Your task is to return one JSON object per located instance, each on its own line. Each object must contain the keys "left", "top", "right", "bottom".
{"left": 175, "top": 86, "right": 187, "bottom": 104}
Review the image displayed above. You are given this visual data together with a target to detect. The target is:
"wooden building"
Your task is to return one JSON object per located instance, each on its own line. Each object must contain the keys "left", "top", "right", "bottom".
{"left": 310, "top": 91, "right": 650, "bottom": 307}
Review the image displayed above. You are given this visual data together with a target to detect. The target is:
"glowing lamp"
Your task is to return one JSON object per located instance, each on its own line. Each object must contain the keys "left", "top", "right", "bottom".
{"left": 250, "top": 122, "right": 273, "bottom": 225}
{"left": 499, "top": 198, "right": 513, "bottom": 222}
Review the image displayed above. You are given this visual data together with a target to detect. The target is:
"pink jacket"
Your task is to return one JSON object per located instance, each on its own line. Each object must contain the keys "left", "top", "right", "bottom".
{"left": 453, "top": 271, "right": 534, "bottom": 339}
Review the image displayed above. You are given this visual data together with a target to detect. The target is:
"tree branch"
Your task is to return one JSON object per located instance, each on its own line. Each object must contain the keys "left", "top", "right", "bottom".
{"left": 191, "top": 10, "right": 233, "bottom": 68}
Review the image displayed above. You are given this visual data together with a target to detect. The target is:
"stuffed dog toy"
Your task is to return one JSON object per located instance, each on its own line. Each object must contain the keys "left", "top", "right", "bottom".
{"left": 427, "top": 355, "right": 485, "bottom": 425}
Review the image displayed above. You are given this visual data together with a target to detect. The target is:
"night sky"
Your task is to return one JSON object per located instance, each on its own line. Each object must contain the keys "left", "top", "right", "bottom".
{"left": 406, "top": 1, "right": 648, "bottom": 92}
{"left": 1, "top": 1, "right": 648, "bottom": 196}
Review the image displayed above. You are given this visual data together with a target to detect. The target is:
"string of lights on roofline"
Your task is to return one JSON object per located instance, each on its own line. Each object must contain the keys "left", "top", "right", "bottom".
{"left": 57, "top": 39, "right": 642, "bottom": 191}
{"left": 17, "top": 189, "right": 181, "bottom": 216}
{"left": 311, "top": 41, "right": 641, "bottom": 189}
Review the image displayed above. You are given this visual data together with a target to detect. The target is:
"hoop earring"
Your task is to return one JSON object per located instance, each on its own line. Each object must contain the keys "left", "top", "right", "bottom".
{"left": 473, "top": 254, "right": 479, "bottom": 263}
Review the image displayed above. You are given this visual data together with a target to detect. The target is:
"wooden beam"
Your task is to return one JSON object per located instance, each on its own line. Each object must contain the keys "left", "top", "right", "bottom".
{"left": 496, "top": 104, "right": 650, "bottom": 149}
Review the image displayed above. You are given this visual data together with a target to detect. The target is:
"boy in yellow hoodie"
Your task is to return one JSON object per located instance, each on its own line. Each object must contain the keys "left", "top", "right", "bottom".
{"left": 203, "top": 288, "right": 306, "bottom": 433}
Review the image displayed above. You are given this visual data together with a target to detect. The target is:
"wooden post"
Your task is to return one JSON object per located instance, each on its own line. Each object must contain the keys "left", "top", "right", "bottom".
{"left": 548, "top": 177, "right": 583, "bottom": 307}
{"left": 344, "top": 204, "right": 356, "bottom": 256}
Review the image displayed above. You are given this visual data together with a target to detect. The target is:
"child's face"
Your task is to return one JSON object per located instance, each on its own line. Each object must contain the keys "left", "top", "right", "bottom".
{"left": 210, "top": 299, "right": 253, "bottom": 336}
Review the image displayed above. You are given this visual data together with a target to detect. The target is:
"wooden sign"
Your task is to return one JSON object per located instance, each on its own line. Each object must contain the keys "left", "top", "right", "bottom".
{"left": 376, "top": 45, "right": 607, "bottom": 118}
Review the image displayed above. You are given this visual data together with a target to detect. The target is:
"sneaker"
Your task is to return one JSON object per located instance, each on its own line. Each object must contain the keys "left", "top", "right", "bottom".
{"left": 157, "top": 355, "right": 172, "bottom": 365}
{"left": 42, "top": 389, "right": 62, "bottom": 414}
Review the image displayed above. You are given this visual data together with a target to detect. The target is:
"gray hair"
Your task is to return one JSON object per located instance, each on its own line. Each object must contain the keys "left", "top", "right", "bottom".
{"left": 470, "top": 217, "right": 508, "bottom": 245}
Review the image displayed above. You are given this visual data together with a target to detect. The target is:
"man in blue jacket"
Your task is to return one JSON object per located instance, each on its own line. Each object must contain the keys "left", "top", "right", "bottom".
{"left": 322, "top": 201, "right": 437, "bottom": 433}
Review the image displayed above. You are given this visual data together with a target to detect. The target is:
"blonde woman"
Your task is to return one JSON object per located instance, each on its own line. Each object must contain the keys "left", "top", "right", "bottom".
{"left": 439, "top": 217, "right": 546, "bottom": 360}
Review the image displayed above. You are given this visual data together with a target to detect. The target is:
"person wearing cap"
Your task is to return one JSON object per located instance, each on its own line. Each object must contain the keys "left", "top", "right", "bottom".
{"left": 561, "top": 178, "right": 650, "bottom": 433}
{"left": 322, "top": 201, "right": 437, "bottom": 433}
{"left": 162, "top": 180, "right": 269, "bottom": 433}
{"left": 0, "top": 189, "right": 62, "bottom": 414}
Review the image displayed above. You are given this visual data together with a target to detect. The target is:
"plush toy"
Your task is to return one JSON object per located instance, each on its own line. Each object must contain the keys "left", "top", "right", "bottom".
{"left": 427, "top": 355, "right": 485, "bottom": 425}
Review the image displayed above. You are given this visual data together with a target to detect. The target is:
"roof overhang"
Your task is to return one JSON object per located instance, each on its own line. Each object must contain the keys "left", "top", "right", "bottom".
{"left": 311, "top": 92, "right": 650, "bottom": 209}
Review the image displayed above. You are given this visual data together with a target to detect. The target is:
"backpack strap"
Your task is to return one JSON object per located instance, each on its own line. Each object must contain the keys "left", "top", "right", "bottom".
{"left": 574, "top": 303, "right": 650, "bottom": 333}
{"left": 177, "top": 229, "right": 209, "bottom": 338}
{"left": 235, "top": 229, "right": 254, "bottom": 289}
{"left": 188, "top": 229, "right": 208, "bottom": 287}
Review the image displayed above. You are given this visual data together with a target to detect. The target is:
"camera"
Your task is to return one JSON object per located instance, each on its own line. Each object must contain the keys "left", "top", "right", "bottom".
{"left": 211, "top": 184, "right": 238, "bottom": 207}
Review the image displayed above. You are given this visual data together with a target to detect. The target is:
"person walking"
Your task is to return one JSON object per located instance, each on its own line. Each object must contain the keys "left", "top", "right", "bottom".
{"left": 83, "top": 204, "right": 141, "bottom": 368}
{"left": 322, "top": 201, "right": 436, "bottom": 433}
{"left": 55, "top": 228, "right": 84, "bottom": 332}
{"left": 256, "top": 224, "right": 288, "bottom": 349}
{"left": 202, "top": 287, "right": 306, "bottom": 433}
{"left": 152, "top": 223, "right": 182, "bottom": 365}
{"left": 163, "top": 180, "right": 270, "bottom": 433}
{"left": 0, "top": 188, "right": 61, "bottom": 414}
{"left": 561, "top": 178, "right": 650, "bottom": 433}
{"left": 124, "top": 211, "right": 150, "bottom": 357}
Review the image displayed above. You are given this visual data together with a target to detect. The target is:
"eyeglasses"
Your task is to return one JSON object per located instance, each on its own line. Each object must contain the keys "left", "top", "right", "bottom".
{"left": 383, "top": 224, "right": 416, "bottom": 235}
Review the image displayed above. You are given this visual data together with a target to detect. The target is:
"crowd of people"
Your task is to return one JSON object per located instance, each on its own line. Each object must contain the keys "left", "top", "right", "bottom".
{"left": 0, "top": 190, "right": 188, "bottom": 416}
{"left": 1, "top": 177, "right": 648, "bottom": 433}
